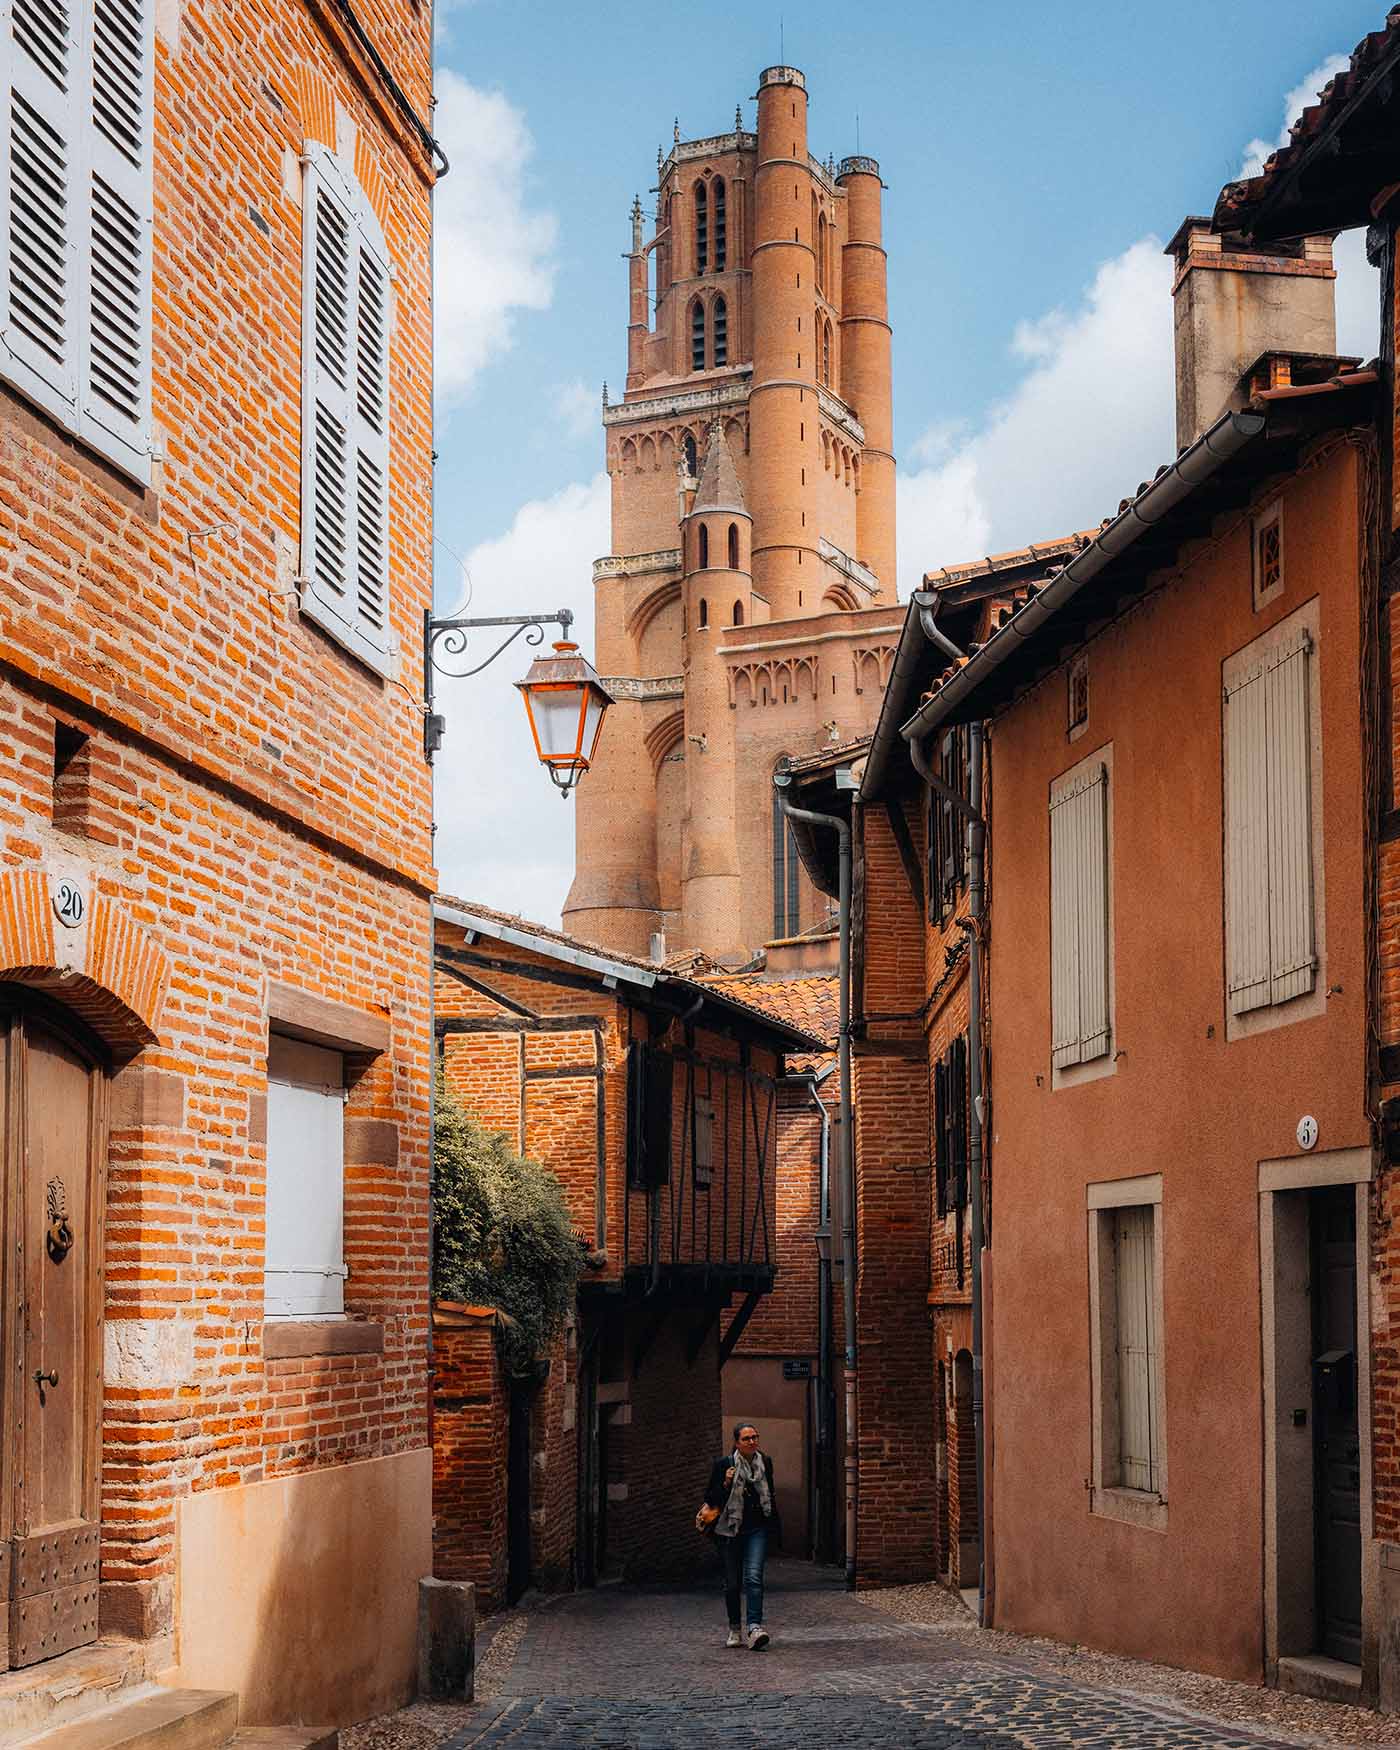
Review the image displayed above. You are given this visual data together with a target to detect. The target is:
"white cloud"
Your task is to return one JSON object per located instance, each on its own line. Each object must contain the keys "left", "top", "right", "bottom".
{"left": 433, "top": 71, "right": 558, "bottom": 404}
{"left": 433, "top": 474, "right": 611, "bottom": 928}
{"left": 897, "top": 239, "right": 1176, "bottom": 588}
{"left": 553, "top": 378, "right": 599, "bottom": 442}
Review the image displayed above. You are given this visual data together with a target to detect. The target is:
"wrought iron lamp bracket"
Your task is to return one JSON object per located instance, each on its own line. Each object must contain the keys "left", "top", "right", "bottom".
{"left": 422, "top": 606, "right": 574, "bottom": 761}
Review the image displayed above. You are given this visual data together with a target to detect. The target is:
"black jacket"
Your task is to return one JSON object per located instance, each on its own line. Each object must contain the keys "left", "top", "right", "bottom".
{"left": 704, "top": 1452, "right": 779, "bottom": 1539}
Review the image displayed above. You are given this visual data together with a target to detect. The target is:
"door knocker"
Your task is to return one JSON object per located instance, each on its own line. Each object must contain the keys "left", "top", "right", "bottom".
{"left": 45, "top": 1177, "right": 74, "bottom": 1263}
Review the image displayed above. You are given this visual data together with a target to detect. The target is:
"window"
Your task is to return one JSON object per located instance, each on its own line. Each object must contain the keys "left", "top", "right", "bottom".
{"left": 933, "top": 1032, "right": 969, "bottom": 1219}
{"left": 693, "top": 1094, "right": 714, "bottom": 1190}
{"left": 1223, "top": 621, "right": 1315, "bottom": 1017}
{"left": 713, "top": 295, "right": 728, "bottom": 366}
{"left": 300, "top": 143, "right": 392, "bottom": 674}
{"left": 265, "top": 1036, "right": 347, "bottom": 1317}
{"left": 1, "top": 0, "right": 155, "bottom": 483}
{"left": 682, "top": 430, "right": 697, "bottom": 476}
{"left": 728, "top": 523, "right": 739, "bottom": 569}
{"left": 1088, "top": 1177, "right": 1166, "bottom": 1523}
{"left": 732, "top": 599, "right": 744, "bottom": 626}
{"left": 713, "top": 177, "right": 726, "bottom": 271}
{"left": 816, "top": 210, "right": 827, "bottom": 296}
{"left": 690, "top": 299, "right": 706, "bottom": 371}
{"left": 1049, "top": 757, "right": 1111, "bottom": 1072}
{"left": 927, "top": 726, "right": 968, "bottom": 923}
{"left": 698, "top": 598, "right": 708, "bottom": 628}
{"left": 694, "top": 180, "right": 708, "bottom": 273}
{"left": 697, "top": 524, "right": 708, "bottom": 569}
{"left": 821, "top": 319, "right": 831, "bottom": 387}
{"left": 1253, "top": 501, "right": 1283, "bottom": 611}
{"left": 1068, "top": 656, "right": 1089, "bottom": 737}
{"left": 772, "top": 770, "right": 800, "bottom": 937}
{"left": 626, "top": 1040, "right": 673, "bottom": 1188}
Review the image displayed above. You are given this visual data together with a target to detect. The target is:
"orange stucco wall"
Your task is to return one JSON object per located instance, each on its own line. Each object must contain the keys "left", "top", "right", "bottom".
{"left": 986, "top": 440, "right": 1368, "bottom": 1679}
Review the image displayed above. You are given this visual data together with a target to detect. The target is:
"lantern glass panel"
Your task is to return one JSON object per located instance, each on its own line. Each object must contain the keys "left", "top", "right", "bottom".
{"left": 528, "top": 684, "right": 587, "bottom": 758}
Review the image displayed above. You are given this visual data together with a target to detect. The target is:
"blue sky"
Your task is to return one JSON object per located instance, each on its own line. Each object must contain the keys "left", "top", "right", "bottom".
{"left": 426, "top": 1, "right": 1383, "bottom": 925}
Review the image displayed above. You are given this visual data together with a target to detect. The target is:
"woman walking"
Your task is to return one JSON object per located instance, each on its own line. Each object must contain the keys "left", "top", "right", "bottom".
{"left": 703, "top": 1423, "right": 777, "bottom": 1648}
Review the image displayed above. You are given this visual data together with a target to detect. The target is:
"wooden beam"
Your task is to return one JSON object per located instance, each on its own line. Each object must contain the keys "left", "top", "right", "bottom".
{"left": 718, "top": 1290, "right": 763, "bottom": 1368}
{"left": 884, "top": 797, "right": 924, "bottom": 913}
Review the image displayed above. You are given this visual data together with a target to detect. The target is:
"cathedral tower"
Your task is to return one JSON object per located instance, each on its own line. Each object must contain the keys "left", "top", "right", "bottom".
{"left": 566, "top": 67, "right": 900, "bottom": 962}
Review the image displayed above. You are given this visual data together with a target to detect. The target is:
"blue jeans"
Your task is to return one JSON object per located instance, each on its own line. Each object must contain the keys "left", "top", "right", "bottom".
{"left": 719, "top": 1527, "right": 768, "bottom": 1627}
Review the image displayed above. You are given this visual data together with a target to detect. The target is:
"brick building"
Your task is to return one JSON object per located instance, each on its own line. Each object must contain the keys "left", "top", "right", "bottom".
{"left": 566, "top": 62, "right": 901, "bottom": 966}
{"left": 0, "top": 0, "right": 437, "bottom": 1731}
{"left": 431, "top": 900, "right": 824, "bottom": 1601}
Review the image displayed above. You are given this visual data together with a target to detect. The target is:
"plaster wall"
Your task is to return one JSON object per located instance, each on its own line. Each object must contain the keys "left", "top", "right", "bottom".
{"left": 172, "top": 1448, "right": 432, "bottom": 1727}
{"left": 985, "top": 443, "right": 1367, "bottom": 1680}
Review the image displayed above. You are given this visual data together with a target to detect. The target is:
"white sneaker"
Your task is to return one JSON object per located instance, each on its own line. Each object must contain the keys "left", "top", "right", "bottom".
{"left": 747, "top": 1624, "right": 770, "bottom": 1650}
{"left": 726, "top": 1626, "right": 743, "bottom": 1648}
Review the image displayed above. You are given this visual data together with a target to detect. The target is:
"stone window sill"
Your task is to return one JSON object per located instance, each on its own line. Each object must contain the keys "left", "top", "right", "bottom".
{"left": 263, "top": 1318, "right": 385, "bottom": 1360}
{"left": 1090, "top": 1486, "right": 1168, "bottom": 1531}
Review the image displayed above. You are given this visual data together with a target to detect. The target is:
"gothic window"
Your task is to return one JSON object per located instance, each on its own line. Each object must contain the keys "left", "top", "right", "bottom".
{"left": 733, "top": 599, "right": 744, "bottom": 626}
{"left": 683, "top": 430, "right": 697, "bottom": 476}
{"left": 690, "top": 299, "right": 706, "bottom": 372}
{"left": 699, "top": 598, "right": 708, "bottom": 628}
{"left": 698, "top": 524, "right": 709, "bottom": 569}
{"left": 821, "top": 320, "right": 832, "bottom": 387}
{"left": 728, "top": 523, "right": 739, "bottom": 568}
{"left": 817, "top": 210, "right": 827, "bottom": 297}
{"left": 695, "top": 180, "right": 708, "bottom": 274}
{"left": 713, "top": 177, "right": 726, "bottom": 271}
{"left": 772, "top": 767, "right": 801, "bottom": 938}
{"left": 713, "top": 296, "right": 728, "bottom": 367}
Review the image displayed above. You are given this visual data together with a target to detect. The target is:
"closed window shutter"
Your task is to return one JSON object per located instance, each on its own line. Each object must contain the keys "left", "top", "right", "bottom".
{"left": 1224, "top": 629, "right": 1314, "bottom": 1014}
{"left": 1113, "top": 1205, "right": 1158, "bottom": 1493}
{"left": 300, "top": 147, "right": 391, "bottom": 673}
{"left": 0, "top": 0, "right": 152, "bottom": 481}
{"left": 2, "top": 0, "right": 82, "bottom": 422}
{"left": 1050, "top": 763, "right": 1110, "bottom": 1068}
{"left": 265, "top": 1038, "right": 346, "bottom": 1318}
{"left": 933, "top": 1055, "right": 947, "bottom": 1217}
{"left": 78, "top": 0, "right": 153, "bottom": 477}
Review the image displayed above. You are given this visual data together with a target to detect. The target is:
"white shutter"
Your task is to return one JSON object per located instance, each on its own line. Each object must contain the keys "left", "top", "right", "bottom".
{"left": 1050, "top": 762, "right": 1110, "bottom": 1069}
{"left": 1224, "top": 628, "right": 1314, "bottom": 1015}
{"left": 1114, "top": 1205, "right": 1158, "bottom": 1494}
{"left": 1, "top": 0, "right": 82, "bottom": 420}
{"left": 300, "top": 144, "right": 391, "bottom": 674}
{"left": 0, "top": 0, "right": 152, "bottom": 481}
{"left": 265, "top": 1037, "right": 346, "bottom": 1319}
{"left": 77, "top": 0, "right": 153, "bottom": 478}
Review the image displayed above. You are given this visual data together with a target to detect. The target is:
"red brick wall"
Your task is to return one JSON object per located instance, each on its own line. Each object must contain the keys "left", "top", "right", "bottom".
{"left": 736, "top": 1083, "right": 823, "bottom": 1356}
{"left": 431, "top": 1310, "right": 508, "bottom": 1615}
{"left": 0, "top": 0, "right": 435, "bottom": 1659}
{"left": 605, "top": 1317, "right": 722, "bottom": 1579}
{"left": 530, "top": 1324, "right": 578, "bottom": 1591}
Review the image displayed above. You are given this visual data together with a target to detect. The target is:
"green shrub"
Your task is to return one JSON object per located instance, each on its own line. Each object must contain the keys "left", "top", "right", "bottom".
{"left": 432, "top": 1067, "right": 582, "bottom": 1374}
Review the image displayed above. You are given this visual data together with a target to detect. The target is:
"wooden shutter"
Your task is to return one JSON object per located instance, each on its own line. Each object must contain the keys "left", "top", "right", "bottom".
{"left": 951, "top": 1032, "right": 969, "bottom": 1206}
{"left": 1224, "top": 628, "right": 1315, "bottom": 1015}
{"left": 79, "top": 0, "right": 153, "bottom": 476}
{"left": 0, "top": 0, "right": 152, "bottom": 481}
{"left": 265, "top": 1038, "right": 346, "bottom": 1318}
{"left": 1113, "top": 1205, "right": 1159, "bottom": 1493}
{"left": 933, "top": 1054, "right": 948, "bottom": 1217}
{"left": 642, "top": 1044, "right": 673, "bottom": 1186}
{"left": 300, "top": 145, "right": 391, "bottom": 673}
{"left": 1050, "top": 763, "right": 1110, "bottom": 1068}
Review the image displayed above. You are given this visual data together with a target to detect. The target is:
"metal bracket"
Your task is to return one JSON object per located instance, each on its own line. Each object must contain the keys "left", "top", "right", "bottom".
{"left": 422, "top": 606, "right": 574, "bottom": 762}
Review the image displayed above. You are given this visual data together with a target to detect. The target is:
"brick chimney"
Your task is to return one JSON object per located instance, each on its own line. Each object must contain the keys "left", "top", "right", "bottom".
{"left": 1166, "top": 218, "right": 1337, "bottom": 451}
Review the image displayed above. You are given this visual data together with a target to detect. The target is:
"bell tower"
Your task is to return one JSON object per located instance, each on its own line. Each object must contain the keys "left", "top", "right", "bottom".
{"left": 565, "top": 66, "right": 897, "bottom": 962}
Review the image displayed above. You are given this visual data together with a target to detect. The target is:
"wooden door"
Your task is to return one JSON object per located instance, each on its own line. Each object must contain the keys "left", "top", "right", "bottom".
{"left": 1, "top": 1000, "right": 107, "bottom": 1669}
{"left": 1311, "top": 1185, "right": 1362, "bottom": 1666}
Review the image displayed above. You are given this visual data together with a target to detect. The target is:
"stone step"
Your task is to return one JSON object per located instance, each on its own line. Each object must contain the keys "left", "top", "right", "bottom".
{"left": 10, "top": 1687, "right": 238, "bottom": 1750}
{"left": 0, "top": 1641, "right": 152, "bottom": 1746}
{"left": 229, "top": 1730, "right": 337, "bottom": 1750}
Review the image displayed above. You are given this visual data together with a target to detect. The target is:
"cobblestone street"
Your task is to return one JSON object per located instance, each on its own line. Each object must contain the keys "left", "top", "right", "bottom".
{"left": 431, "top": 1562, "right": 1394, "bottom": 1749}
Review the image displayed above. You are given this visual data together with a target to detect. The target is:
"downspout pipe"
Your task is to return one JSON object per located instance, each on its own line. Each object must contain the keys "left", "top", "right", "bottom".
{"left": 909, "top": 724, "right": 988, "bottom": 1627}
{"left": 774, "top": 771, "right": 857, "bottom": 1589}
{"left": 808, "top": 1062, "right": 836, "bottom": 1566}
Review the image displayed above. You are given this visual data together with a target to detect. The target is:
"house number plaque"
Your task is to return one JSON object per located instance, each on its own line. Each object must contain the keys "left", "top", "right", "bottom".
{"left": 51, "top": 877, "right": 86, "bottom": 929}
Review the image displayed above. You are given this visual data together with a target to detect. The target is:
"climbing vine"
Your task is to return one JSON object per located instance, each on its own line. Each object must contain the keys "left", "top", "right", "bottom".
{"left": 432, "top": 1067, "right": 582, "bottom": 1373}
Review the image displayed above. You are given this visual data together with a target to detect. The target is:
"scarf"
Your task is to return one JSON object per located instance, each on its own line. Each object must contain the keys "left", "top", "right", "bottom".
{"left": 718, "top": 1446, "right": 772, "bottom": 1537}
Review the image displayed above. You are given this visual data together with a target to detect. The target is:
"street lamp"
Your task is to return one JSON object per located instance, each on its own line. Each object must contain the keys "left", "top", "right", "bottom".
{"left": 422, "top": 606, "right": 611, "bottom": 797}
